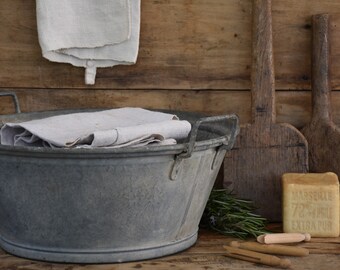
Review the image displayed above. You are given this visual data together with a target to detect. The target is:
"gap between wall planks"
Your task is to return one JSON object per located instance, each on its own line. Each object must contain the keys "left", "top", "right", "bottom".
{"left": 2, "top": 0, "right": 340, "bottom": 90}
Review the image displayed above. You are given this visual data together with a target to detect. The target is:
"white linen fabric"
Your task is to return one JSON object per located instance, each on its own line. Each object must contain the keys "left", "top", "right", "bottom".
{"left": 36, "top": 0, "right": 141, "bottom": 84}
{"left": 0, "top": 108, "right": 192, "bottom": 148}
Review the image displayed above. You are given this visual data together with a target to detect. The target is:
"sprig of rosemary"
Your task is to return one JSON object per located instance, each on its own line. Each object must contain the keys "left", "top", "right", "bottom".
{"left": 200, "top": 189, "right": 269, "bottom": 239}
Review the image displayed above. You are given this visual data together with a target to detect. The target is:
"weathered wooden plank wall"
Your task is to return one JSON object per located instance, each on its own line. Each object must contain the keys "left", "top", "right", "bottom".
{"left": 1, "top": 0, "right": 340, "bottom": 128}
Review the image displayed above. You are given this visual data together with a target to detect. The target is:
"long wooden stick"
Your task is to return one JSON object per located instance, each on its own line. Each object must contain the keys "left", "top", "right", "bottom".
{"left": 230, "top": 241, "right": 309, "bottom": 256}
{"left": 311, "top": 14, "right": 332, "bottom": 123}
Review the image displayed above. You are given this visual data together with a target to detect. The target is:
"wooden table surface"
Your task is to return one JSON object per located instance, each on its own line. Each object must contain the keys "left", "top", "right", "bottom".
{"left": 1, "top": 228, "right": 339, "bottom": 270}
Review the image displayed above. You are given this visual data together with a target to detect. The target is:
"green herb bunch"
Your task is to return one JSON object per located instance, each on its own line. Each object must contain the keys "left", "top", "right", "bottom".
{"left": 201, "top": 189, "right": 268, "bottom": 239}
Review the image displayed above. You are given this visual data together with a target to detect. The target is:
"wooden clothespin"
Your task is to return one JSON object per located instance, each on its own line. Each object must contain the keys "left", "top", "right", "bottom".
{"left": 223, "top": 245, "right": 291, "bottom": 269}
{"left": 257, "top": 233, "right": 311, "bottom": 244}
{"left": 230, "top": 241, "right": 309, "bottom": 256}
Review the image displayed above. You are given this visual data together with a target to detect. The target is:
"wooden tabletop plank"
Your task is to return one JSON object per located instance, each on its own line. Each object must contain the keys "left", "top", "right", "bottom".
{"left": 0, "top": 229, "right": 339, "bottom": 270}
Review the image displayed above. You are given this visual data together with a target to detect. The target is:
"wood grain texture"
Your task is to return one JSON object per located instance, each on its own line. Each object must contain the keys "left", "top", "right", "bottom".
{"left": 0, "top": 0, "right": 252, "bottom": 89}
{"left": 2, "top": 0, "right": 340, "bottom": 132}
{"left": 301, "top": 14, "right": 340, "bottom": 175}
{"left": 0, "top": 229, "right": 338, "bottom": 270}
{"left": 1, "top": 0, "right": 340, "bottom": 89}
{"left": 2, "top": 0, "right": 340, "bottom": 135}
{"left": 4, "top": 88, "right": 340, "bottom": 128}
{"left": 223, "top": 0, "right": 308, "bottom": 222}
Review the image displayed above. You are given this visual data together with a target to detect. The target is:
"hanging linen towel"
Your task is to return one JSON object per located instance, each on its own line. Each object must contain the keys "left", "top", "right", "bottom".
{"left": 0, "top": 108, "right": 191, "bottom": 148}
{"left": 36, "top": 0, "right": 141, "bottom": 85}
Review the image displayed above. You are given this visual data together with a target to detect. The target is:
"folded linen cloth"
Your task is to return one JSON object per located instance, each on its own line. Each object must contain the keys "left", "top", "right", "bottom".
{"left": 36, "top": 0, "right": 141, "bottom": 85}
{"left": 0, "top": 108, "right": 192, "bottom": 148}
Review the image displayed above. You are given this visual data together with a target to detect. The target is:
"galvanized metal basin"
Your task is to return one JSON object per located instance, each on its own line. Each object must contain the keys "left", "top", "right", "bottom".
{"left": 0, "top": 93, "right": 239, "bottom": 263}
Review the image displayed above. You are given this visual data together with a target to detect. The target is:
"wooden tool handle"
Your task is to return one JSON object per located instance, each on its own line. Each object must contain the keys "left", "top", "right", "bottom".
{"left": 252, "top": 0, "right": 276, "bottom": 125}
{"left": 311, "top": 14, "right": 332, "bottom": 123}
{"left": 230, "top": 241, "right": 309, "bottom": 256}
{"left": 257, "top": 233, "right": 311, "bottom": 244}
{"left": 224, "top": 246, "right": 291, "bottom": 269}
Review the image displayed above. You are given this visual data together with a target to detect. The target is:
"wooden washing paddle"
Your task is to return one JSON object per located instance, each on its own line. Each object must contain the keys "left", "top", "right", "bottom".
{"left": 301, "top": 14, "right": 340, "bottom": 175}
{"left": 223, "top": 0, "right": 308, "bottom": 221}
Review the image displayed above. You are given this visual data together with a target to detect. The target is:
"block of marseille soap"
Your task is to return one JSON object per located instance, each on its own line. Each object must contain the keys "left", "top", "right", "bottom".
{"left": 282, "top": 172, "right": 339, "bottom": 237}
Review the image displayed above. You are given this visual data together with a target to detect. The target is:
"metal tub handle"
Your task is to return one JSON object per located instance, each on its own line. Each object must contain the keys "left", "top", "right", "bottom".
{"left": 0, "top": 92, "right": 21, "bottom": 114}
{"left": 170, "top": 114, "right": 239, "bottom": 180}
{"left": 182, "top": 114, "right": 239, "bottom": 159}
